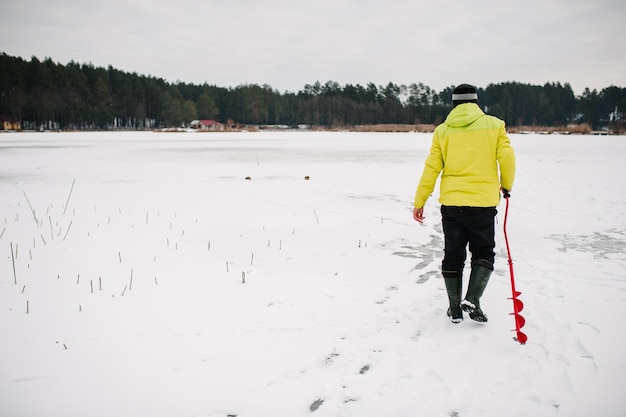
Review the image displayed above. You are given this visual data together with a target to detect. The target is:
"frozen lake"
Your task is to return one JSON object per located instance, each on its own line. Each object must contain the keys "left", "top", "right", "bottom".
{"left": 1, "top": 131, "right": 625, "bottom": 417}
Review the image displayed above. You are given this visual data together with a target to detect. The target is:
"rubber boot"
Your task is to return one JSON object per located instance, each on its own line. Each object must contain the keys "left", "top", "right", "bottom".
{"left": 442, "top": 270, "right": 463, "bottom": 323}
{"left": 461, "top": 263, "right": 492, "bottom": 323}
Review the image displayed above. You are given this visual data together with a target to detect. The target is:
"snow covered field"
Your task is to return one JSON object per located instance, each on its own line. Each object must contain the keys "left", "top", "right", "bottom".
{"left": 1, "top": 131, "right": 625, "bottom": 417}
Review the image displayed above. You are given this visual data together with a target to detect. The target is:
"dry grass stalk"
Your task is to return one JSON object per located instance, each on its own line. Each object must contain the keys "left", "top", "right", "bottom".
{"left": 11, "top": 242, "right": 17, "bottom": 285}
{"left": 63, "top": 179, "right": 75, "bottom": 215}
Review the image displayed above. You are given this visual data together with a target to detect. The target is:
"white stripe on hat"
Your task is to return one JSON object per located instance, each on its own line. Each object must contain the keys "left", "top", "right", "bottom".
{"left": 452, "top": 92, "right": 478, "bottom": 100}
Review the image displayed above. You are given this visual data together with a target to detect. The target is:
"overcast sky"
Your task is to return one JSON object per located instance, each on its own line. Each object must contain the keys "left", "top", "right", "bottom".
{"left": 2, "top": 0, "right": 625, "bottom": 95}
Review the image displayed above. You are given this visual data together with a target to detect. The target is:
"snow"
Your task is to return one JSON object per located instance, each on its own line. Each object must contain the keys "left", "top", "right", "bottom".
{"left": 1, "top": 131, "right": 625, "bottom": 417}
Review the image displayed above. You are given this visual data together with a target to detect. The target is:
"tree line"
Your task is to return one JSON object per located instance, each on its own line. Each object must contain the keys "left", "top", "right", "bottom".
{"left": 1, "top": 52, "right": 624, "bottom": 131}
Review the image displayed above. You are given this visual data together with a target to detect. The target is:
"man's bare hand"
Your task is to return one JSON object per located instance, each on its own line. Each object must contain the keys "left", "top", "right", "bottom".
{"left": 413, "top": 207, "right": 425, "bottom": 223}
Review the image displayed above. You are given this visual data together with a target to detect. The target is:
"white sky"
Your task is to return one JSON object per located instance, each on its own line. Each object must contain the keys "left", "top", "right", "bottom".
{"left": 2, "top": 0, "right": 625, "bottom": 95}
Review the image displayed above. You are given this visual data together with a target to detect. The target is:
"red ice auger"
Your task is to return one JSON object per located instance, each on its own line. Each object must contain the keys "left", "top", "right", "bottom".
{"left": 503, "top": 192, "right": 528, "bottom": 345}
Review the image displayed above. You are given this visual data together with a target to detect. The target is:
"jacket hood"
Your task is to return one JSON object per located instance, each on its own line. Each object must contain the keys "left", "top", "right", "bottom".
{"left": 444, "top": 103, "right": 484, "bottom": 128}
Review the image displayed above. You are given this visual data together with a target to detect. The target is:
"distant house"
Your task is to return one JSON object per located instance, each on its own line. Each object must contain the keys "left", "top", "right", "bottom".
{"left": 190, "top": 119, "right": 223, "bottom": 131}
{"left": 0, "top": 115, "right": 21, "bottom": 131}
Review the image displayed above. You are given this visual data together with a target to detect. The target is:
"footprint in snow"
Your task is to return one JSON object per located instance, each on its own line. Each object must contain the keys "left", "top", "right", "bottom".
{"left": 375, "top": 285, "right": 399, "bottom": 304}
{"left": 309, "top": 398, "right": 324, "bottom": 412}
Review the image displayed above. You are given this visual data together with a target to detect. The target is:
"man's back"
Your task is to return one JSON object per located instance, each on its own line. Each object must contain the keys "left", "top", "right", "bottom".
{"left": 414, "top": 103, "right": 515, "bottom": 208}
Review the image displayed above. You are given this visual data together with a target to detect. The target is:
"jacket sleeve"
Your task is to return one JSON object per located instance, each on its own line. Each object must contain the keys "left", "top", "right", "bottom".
{"left": 496, "top": 125, "right": 516, "bottom": 191}
{"left": 414, "top": 133, "right": 444, "bottom": 208}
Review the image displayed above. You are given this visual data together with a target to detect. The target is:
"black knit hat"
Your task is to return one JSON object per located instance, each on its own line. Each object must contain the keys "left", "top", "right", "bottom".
{"left": 452, "top": 84, "right": 478, "bottom": 107}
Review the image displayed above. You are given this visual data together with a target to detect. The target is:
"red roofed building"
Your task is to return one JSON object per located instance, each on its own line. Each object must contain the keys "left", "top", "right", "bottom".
{"left": 190, "top": 120, "right": 223, "bottom": 130}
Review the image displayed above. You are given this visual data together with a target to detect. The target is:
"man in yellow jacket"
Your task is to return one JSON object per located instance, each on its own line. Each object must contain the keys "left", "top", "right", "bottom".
{"left": 413, "top": 84, "right": 516, "bottom": 324}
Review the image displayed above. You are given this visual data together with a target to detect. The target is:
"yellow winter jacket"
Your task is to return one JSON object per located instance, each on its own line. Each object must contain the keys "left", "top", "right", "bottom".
{"left": 414, "top": 103, "right": 516, "bottom": 208}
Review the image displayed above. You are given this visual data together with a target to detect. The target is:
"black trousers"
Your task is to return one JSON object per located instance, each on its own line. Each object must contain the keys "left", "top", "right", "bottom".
{"left": 440, "top": 205, "right": 497, "bottom": 273}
